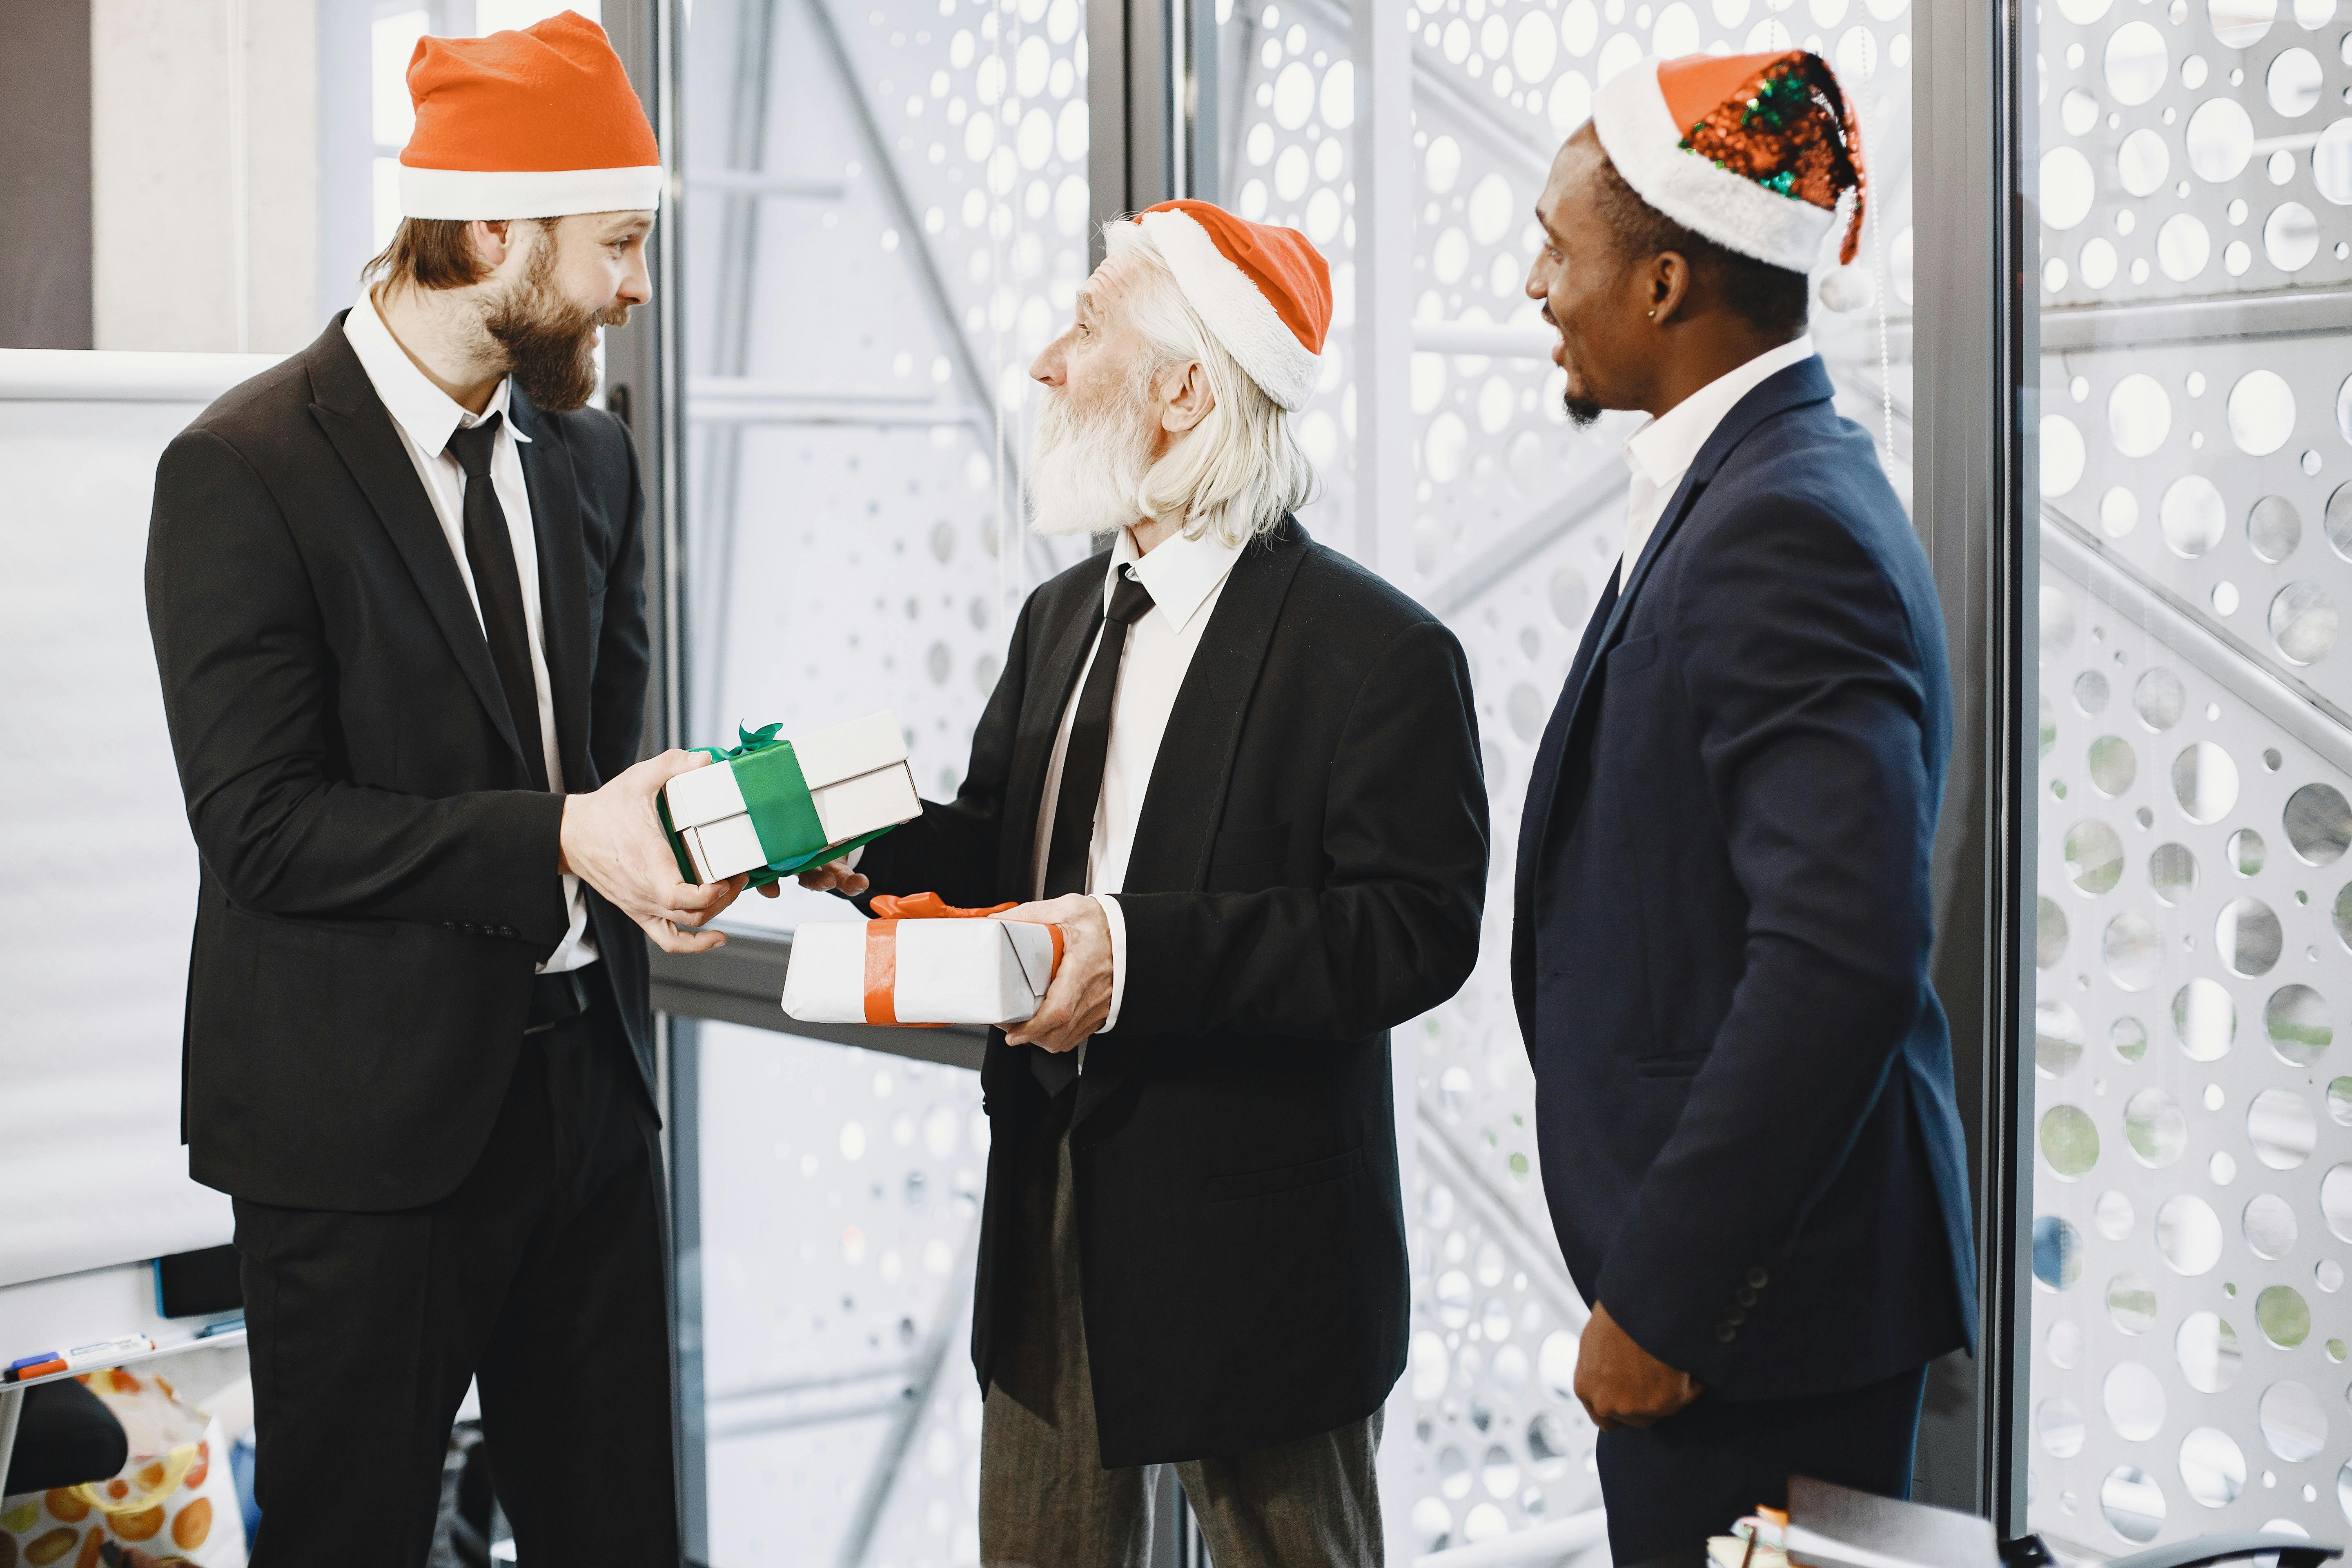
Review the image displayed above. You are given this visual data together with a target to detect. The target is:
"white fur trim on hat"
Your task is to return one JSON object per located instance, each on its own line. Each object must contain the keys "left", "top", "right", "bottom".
{"left": 1108, "top": 209, "right": 1321, "bottom": 411}
{"left": 1591, "top": 57, "right": 1834, "bottom": 274}
{"left": 399, "top": 163, "right": 665, "bottom": 220}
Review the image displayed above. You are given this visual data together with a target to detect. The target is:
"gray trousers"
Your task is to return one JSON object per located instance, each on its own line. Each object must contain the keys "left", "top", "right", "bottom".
{"left": 978, "top": 1109, "right": 1385, "bottom": 1568}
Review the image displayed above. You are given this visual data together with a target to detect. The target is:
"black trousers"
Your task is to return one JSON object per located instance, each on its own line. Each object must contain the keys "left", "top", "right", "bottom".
{"left": 1595, "top": 1362, "right": 1929, "bottom": 1564}
{"left": 233, "top": 976, "right": 679, "bottom": 1567}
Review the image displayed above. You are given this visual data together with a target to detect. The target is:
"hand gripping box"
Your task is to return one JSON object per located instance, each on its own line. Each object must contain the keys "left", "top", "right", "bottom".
{"left": 659, "top": 710, "right": 920, "bottom": 884}
{"left": 783, "top": 904, "right": 1062, "bottom": 1027}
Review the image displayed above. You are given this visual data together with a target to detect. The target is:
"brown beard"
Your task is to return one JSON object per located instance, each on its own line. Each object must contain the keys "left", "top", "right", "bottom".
{"left": 483, "top": 235, "right": 629, "bottom": 413}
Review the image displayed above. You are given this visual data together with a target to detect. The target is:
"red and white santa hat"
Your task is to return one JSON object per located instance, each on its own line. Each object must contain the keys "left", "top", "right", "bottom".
{"left": 1106, "top": 200, "right": 1331, "bottom": 412}
{"left": 398, "top": 10, "right": 663, "bottom": 220}
{"left": 1592, "top": 50, "right": 1867, "bottom": 274}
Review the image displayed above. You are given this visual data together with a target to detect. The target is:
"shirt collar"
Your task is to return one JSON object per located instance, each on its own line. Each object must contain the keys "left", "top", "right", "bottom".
{"left": 1108, "top": 523, "right": 1246, "bottom": 634}
{"left": 343, "top": 286, "right": 528, "bottom": 459}
{"left": 1621, "top": 333, "right": 1815, "bottom": 493}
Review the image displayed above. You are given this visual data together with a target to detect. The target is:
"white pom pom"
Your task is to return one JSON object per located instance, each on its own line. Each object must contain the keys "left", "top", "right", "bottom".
{"left": 1817, "top": 265, "right": 1875, "bottom": 314}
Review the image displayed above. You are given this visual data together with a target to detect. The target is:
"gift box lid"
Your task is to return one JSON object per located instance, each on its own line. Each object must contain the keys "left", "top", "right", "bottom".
{"left": 664, "top": 753, "right": 749, "bottom": 831}
{"left": 664, "top": 711, "right": 910, "bottom": 831}
{"left": 793, "top": 710, "right": 907, "bottom": 788}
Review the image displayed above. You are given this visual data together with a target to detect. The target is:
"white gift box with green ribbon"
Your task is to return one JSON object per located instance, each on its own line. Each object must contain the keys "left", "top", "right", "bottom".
{"left": 659, "top": 710, "right": 920, "bottom": 884}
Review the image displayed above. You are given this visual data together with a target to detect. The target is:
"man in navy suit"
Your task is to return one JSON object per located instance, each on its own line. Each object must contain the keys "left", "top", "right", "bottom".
{"left": 1512, "top": 50, "right": 1976, "bottom": 1560}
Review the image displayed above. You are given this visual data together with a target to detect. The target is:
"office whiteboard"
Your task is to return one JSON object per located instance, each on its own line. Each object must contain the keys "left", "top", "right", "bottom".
{"left": 0, "top": 351, "right": 281, "bottom": 1290}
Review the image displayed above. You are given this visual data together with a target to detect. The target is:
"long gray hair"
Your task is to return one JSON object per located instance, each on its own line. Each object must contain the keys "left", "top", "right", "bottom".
{"left": 1112, "top": 228, "right": 1318, "bottom": 546}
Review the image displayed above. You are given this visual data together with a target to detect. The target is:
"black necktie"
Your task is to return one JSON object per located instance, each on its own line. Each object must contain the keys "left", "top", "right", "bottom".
{"left": 447, "top": 413, "right": 548, "bottom": 791}
{"left": 1031, "top": 567, "right": 1155, "bottom": 1095}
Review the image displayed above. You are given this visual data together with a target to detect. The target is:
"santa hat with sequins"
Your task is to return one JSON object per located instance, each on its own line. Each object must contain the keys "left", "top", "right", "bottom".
{"left": 1107, "top": 200, "right": 1332, "bottom": 412}
{"left": 397, "top": 10, "right": 663, "bottom": 220}
{"left": 1591, "top": 50, "right": 1866, "bottom": 274}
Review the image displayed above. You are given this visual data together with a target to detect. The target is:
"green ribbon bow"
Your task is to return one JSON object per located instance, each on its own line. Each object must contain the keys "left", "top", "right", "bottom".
{"left": 656, "top": 722, "right": 902, "bottom": 889}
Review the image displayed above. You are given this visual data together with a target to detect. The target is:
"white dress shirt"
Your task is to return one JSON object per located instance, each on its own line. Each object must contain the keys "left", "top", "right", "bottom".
{"left": 1619, "top": 333, "right": 1817, "bottom": 581}
{"left": 1031, "top": 523, "right": 1247, "bottom": 1045}
{"left": 343, "top": 289, "right": 596, "bottom": 974}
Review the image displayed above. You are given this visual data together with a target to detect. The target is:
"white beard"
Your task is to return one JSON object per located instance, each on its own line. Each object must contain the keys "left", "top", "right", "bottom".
{"left": 1026, "top": 380, "right": 1158, "bottom": 538}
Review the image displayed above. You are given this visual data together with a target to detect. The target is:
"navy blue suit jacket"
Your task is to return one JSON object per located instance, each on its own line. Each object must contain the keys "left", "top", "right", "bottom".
{"left": 1512, "top": 356, "right": 1976, "bottom": 1400}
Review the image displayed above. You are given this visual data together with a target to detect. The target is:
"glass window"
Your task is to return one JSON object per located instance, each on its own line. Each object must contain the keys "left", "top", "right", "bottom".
{"left": 2027, "top": 0, "right": 2352, "bottom": 1541}
{"left": 675, "top": 0, "right": 1090, "bottom": 1555}
{"left": 691, "top": 1025, "right": 989, "bottom": 1560}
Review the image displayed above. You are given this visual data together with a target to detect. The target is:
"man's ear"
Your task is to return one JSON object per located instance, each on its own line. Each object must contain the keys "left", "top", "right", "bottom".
{"left": 471, "top": 219, "right": 517, "bottom": 277}
{"left": 1161, "top": 359, "right": 1214, "bottom": 434}
{"left": 1647, "top": 249, "right": 1696, "bottom": 327}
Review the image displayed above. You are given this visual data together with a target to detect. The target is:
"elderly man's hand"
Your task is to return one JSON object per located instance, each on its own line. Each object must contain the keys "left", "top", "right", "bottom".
{"left": 993, "top": 894, "right": 1112, "bottom": 1053}
{"left": 1572, "top": 1302, "right": 1703, "bottom": 1430}
{"left": 558, "top": 751, "right": 748, "bottom": 953}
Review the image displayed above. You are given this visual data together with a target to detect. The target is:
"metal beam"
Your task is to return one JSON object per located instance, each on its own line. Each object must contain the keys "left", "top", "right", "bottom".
{"left": 836, "top": 1241, "right": 980, "bottom": 1568}
{"left": 1911, "top": 0, "right": 2031, "bottom": 1511}
{"left": 2042, "top": 509, "right": 2352, "bottom": 774}
{"left": 686, "top": 378, "right": 987, "bottom": 427}
{"left": 1415, "top": 1104, "right": 1589, "bottom": 1334}
{"left": 1413, "top": 318, "right": 1554, "bottom": 361}
{"left": 796, "top": 0, "right": 1045, "bottom": 596}
{"left": 686, "top": 169, "right": 848, "bottom": 197}
{"left": 1410, "top": 1507, "right": 1608, "bottom": 1568}
{"left": 1419, "top": 464, "right": 1628, "bottom": 621}
{"left": 2040, "top": 285, "right": 2352, "bottom": 352}
{"left": 692, "top": 0, "right": 784, "bottom": 735}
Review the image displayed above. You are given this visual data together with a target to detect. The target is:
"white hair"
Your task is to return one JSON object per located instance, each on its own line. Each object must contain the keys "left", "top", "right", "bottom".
{"left": 1114, "top": 229, "right": 1317, "bottom": 547}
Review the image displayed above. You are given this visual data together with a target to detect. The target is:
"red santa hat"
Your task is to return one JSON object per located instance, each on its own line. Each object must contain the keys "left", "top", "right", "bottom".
{"left": 1106, "top": 200, "right": 1331, "bottom": 412}
{"left": 398, "top": 10, "right": 663, "bottom": 220}
{"left": 1592, "top": 50, "right": 1866, "bottom": 274}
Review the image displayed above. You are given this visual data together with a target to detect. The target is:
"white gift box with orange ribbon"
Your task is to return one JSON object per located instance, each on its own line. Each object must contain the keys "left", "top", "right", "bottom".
{"left": 783, "top": 906, "right": 1062, "bottom": 1026}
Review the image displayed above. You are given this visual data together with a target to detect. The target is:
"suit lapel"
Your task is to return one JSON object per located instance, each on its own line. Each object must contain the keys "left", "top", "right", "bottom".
{"left": 303, "top": 316, "right": 530, "bottom": 777}
{"left": 1000, "top": 577, "right": 1110, "bottom": 904}
{"left": 511, "top": 391, "right": 594, "bottom": 792}
{"left": 1071, "top": 521, "right": 1308, "bottom": 1130}
{"left": 1528, "top": 356, "right": 1836, "bottom": 830}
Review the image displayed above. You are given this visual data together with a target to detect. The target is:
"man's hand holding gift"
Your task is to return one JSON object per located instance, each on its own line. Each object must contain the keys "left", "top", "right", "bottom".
{"left": 561, "top": 751, "right": 749, "bottom": 953}
{"left": 992, "top": 894, "right": 1112, "bottom": 1053}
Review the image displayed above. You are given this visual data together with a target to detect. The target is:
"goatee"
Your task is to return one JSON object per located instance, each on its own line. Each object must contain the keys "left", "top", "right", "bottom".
{"left": 1025, "top": 374, "right": 1159, "bottom": 538}
{"left": 1561, "top": 393, "right": 1603, "bottom": 429}
{"left": 485, "top": 241, "right": 629, "bottom": 413}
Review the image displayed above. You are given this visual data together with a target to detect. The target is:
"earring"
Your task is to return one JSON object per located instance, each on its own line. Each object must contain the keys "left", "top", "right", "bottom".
{"left": 1647, "top": 309, "right": 1656, "bottom": 318}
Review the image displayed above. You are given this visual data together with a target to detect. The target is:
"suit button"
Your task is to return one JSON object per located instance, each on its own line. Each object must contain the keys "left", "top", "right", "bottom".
{"left": 500, "top": 926, "right": 517, "bottom": 938}
{"left": 1736, "top": 1287, "right": 1757, "bottom": 1307}
{"left": 1722, "top": 1308, "right": 1745, "bottom": 1327}
{"left": 1746, "top": 1266, "right": 1770, "bottom": 1290}
{"left": 1714, "top": 1323, "right": 1738, "bottom": 1343}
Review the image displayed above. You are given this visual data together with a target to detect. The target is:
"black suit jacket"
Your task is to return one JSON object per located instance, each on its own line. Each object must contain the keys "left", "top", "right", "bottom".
{"left": 1513, "top": 357, "right": 1976, "bottom": 1400}
{"left": 144, "top": 315, "right": 654, "bottom": 1213}
{"left": 853, "top": 519, "right": 1489, "bottom": 1466}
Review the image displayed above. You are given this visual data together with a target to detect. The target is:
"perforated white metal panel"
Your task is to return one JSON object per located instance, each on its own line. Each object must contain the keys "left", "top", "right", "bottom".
{"left": 2029, "top": 0, "right": 2352, "bottom": 1544}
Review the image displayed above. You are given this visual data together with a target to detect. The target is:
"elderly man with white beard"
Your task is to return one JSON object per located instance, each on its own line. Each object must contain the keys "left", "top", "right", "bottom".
{"left": 788, "top": 201, "right": 1489, "bottom": 1566}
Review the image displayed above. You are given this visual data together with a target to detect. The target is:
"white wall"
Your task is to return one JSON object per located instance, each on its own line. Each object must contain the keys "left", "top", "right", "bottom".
{"left": 0, "top": 351, "right": 283, "bottom": 1291}
{"left": 91, "top": 0, "right": 320, "bottom": 354}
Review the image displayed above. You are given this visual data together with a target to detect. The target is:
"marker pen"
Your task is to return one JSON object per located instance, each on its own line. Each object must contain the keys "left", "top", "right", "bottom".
{"left": 3, "top": 1335, "right": 156, "bottom": 1383}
